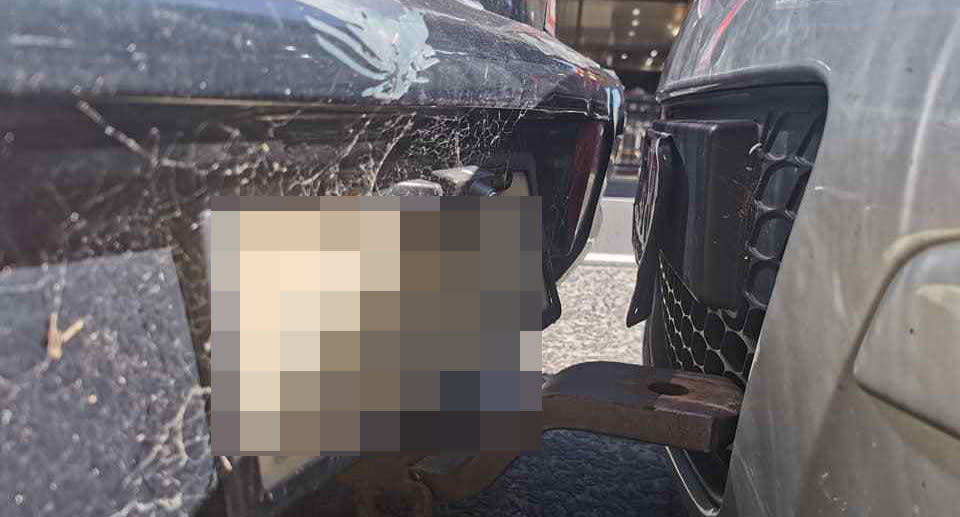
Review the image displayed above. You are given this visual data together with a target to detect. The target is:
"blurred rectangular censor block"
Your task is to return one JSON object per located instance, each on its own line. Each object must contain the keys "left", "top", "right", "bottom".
{"left": 210, "top": 196, "right": 542, "bottom": 455}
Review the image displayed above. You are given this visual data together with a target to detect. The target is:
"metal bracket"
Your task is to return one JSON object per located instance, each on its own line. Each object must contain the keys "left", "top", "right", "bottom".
{"left": 430, "top": 166, "right": 499, "bottom": 196}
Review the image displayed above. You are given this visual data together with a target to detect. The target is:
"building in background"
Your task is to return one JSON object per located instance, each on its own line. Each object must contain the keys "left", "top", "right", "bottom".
{"left": 555, "top": 0, "right": 689, "bottom": 93}
{"left": 554, "top": 0, "right": 688, "bottom": 184}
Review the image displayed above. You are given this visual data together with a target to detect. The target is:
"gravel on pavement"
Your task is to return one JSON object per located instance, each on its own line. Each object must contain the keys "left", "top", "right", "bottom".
{"left": 543, "top": 264, "right": 645, "bottom": 374}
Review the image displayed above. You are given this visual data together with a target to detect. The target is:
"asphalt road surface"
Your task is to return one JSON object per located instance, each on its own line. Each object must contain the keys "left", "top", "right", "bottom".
{"left": 435, "top": 429, "right": 684, "bottom": 516}
{"left": 436, "top": 189, "right": 685, "bottom": 517}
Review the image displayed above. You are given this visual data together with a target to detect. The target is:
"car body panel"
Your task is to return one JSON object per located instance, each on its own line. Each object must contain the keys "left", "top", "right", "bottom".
{"left": 853, "top": 240, "right": 960, "bottom": 442}
{"left": 0, "top": 0, "right": 616, "bottom": 113}
{"left": 659, "top": 0, "right": 960, "bottom": 515}
{"left": 0, "top": 1, "right": 623, "bottom": 515}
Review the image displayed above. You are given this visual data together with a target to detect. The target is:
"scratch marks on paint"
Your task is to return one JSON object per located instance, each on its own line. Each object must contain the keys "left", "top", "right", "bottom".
{"left": 514, "top": 29, "right": 597, "bottom": 69}
{"left": 300, "top": 0, "right": 438, "bottom": 101}
{"left": 104, "top": 493, "right": 183, "bottom": 517}
{"left": 8, "top": 34, "right": 76, "bottom": 49}
{"left": 454, "top": 0, "right": 485, "bottom": 9}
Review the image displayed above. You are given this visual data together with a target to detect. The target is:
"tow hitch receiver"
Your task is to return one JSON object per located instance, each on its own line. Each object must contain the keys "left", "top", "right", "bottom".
{"left": 539, "top": 361, "right": 742, "bottom": 452}
{"left": 337, "top": 361, "right": 742, "bottom": 512}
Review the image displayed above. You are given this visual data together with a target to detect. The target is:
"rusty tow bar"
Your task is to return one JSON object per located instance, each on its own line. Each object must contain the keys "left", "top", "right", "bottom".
{"left": 336, "top": 361, "right": 743, "bottom": 514}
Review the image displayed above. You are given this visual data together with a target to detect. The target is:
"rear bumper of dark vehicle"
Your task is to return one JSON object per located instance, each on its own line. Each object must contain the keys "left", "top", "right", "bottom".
{"left": 0, "top": 1, "right": 623, "bottom": 515}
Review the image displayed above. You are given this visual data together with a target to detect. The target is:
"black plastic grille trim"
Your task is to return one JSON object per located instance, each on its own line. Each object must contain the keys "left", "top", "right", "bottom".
{"left": 657, "top": 109, "right": 823, "bottom": 390}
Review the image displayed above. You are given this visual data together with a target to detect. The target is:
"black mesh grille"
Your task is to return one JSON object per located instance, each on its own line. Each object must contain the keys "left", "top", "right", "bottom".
{"left": 656, "top": 108, "right": 824, "bottom": 390}
{"left": 647, "top": 89, "right": 827, "bottom": 505}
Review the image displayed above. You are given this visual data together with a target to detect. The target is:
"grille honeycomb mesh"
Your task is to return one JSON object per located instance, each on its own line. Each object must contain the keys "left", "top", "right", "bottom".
{"left": 657, "top": 111, "right": 822, "bottom": 390}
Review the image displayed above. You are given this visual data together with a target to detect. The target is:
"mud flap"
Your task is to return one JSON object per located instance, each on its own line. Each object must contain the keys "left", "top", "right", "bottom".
{"left": 627, "top": 118, "right": 762, "bottom": 325}
{"left": 626, "top": 130, "right": 674, "bottom": 326}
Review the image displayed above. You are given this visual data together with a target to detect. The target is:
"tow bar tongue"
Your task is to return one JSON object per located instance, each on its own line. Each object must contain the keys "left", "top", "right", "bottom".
{"left": 337, "top": 361, "right": 742, "bottom": 511}
{"left": 540, "top": 361, "right": 742, "bottom": 452}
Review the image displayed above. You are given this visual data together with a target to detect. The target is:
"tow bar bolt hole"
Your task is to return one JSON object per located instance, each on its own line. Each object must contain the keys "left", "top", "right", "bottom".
{"left": 648, "top": 381, "right": 689, "bottom": 396}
